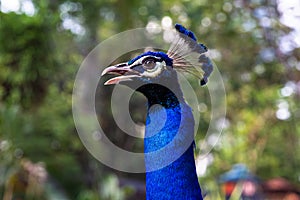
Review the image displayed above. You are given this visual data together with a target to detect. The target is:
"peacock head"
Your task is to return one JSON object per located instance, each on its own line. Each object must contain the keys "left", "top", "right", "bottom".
{"left": 101, "top": 24, "right": 213, "bottom": 89}
{"left": 101, "top": 51, "right": 176, "bottom": 86}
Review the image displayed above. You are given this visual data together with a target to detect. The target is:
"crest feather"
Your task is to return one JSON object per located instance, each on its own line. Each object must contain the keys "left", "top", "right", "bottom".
{"left": 167, "top": 24, "right": 213, "bottom": 85}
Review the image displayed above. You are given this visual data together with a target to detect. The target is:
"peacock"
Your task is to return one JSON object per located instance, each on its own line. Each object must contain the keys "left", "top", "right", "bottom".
{"left": 101, "top": 24, "right": 213, "bottom": 200}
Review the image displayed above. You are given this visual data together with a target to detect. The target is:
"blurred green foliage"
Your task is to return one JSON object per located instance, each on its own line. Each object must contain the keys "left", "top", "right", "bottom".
{"left": 0, "top": 0, "right": 299, "bottom": 199}
{"left": 0, "top": 12, "right": 56, "bottom": 108}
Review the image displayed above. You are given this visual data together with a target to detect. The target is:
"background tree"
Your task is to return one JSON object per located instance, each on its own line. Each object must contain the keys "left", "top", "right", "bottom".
{"left": 0, "top": 0, "right": 299, "bottom": 199}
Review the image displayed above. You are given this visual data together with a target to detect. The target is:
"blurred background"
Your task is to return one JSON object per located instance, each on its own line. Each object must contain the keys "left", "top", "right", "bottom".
{"left": 0, "top": 0, "right": 299, "bottom": 199}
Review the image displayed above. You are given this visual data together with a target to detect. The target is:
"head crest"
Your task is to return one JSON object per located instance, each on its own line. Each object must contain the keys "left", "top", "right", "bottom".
{"left": 167, "top": 24, "right": 213, "bottom": 85}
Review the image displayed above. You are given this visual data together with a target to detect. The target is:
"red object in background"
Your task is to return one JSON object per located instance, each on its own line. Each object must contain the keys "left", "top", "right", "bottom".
{"left": 223, "top": 181, "right": 237, "bottom": 195}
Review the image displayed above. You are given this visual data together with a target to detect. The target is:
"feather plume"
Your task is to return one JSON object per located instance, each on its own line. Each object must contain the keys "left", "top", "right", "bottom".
{"left": 167, "top": 24, "right": 213, "bottom": 85}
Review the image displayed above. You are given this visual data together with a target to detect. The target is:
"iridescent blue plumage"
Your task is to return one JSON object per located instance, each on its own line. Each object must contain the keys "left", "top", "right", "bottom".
{"left": 141, "top": 81, "right": 203, "bottom": 200}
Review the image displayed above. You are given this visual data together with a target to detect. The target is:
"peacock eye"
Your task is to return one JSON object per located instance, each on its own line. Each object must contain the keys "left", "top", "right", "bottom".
{"left": 142, "top": 58, "right": 156, "bottom": 70}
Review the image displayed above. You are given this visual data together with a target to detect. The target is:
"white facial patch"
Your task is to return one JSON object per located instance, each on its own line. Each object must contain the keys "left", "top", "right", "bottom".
{"left": 141, "top": 61, "right": 166, "bottom": 78}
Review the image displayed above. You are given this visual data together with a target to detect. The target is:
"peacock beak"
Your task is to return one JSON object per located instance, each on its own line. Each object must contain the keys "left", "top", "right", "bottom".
{"left": 101, "top": 62, "right": 140, "bottom": 85}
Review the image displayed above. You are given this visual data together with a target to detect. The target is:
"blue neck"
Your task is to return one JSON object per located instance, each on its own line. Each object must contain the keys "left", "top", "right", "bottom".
{"left": 140, "top": 83, "right": 203, "bottom": 200}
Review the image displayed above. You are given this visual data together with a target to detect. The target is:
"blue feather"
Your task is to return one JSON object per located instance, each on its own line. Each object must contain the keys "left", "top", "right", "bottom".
{"left": 174, "top": 24, "right": 208, "bottom": 53}
{"left": 138, "top": 78, "right": 203, "bottom": 199}
{"left": 144, "top": 103, "right": 203, "bottom": 199}
{"left": 175, "top": 23, "right": 197, "bottom": 41}
{"left": 128, "top": 51, "right": 173, "bottom": 67}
